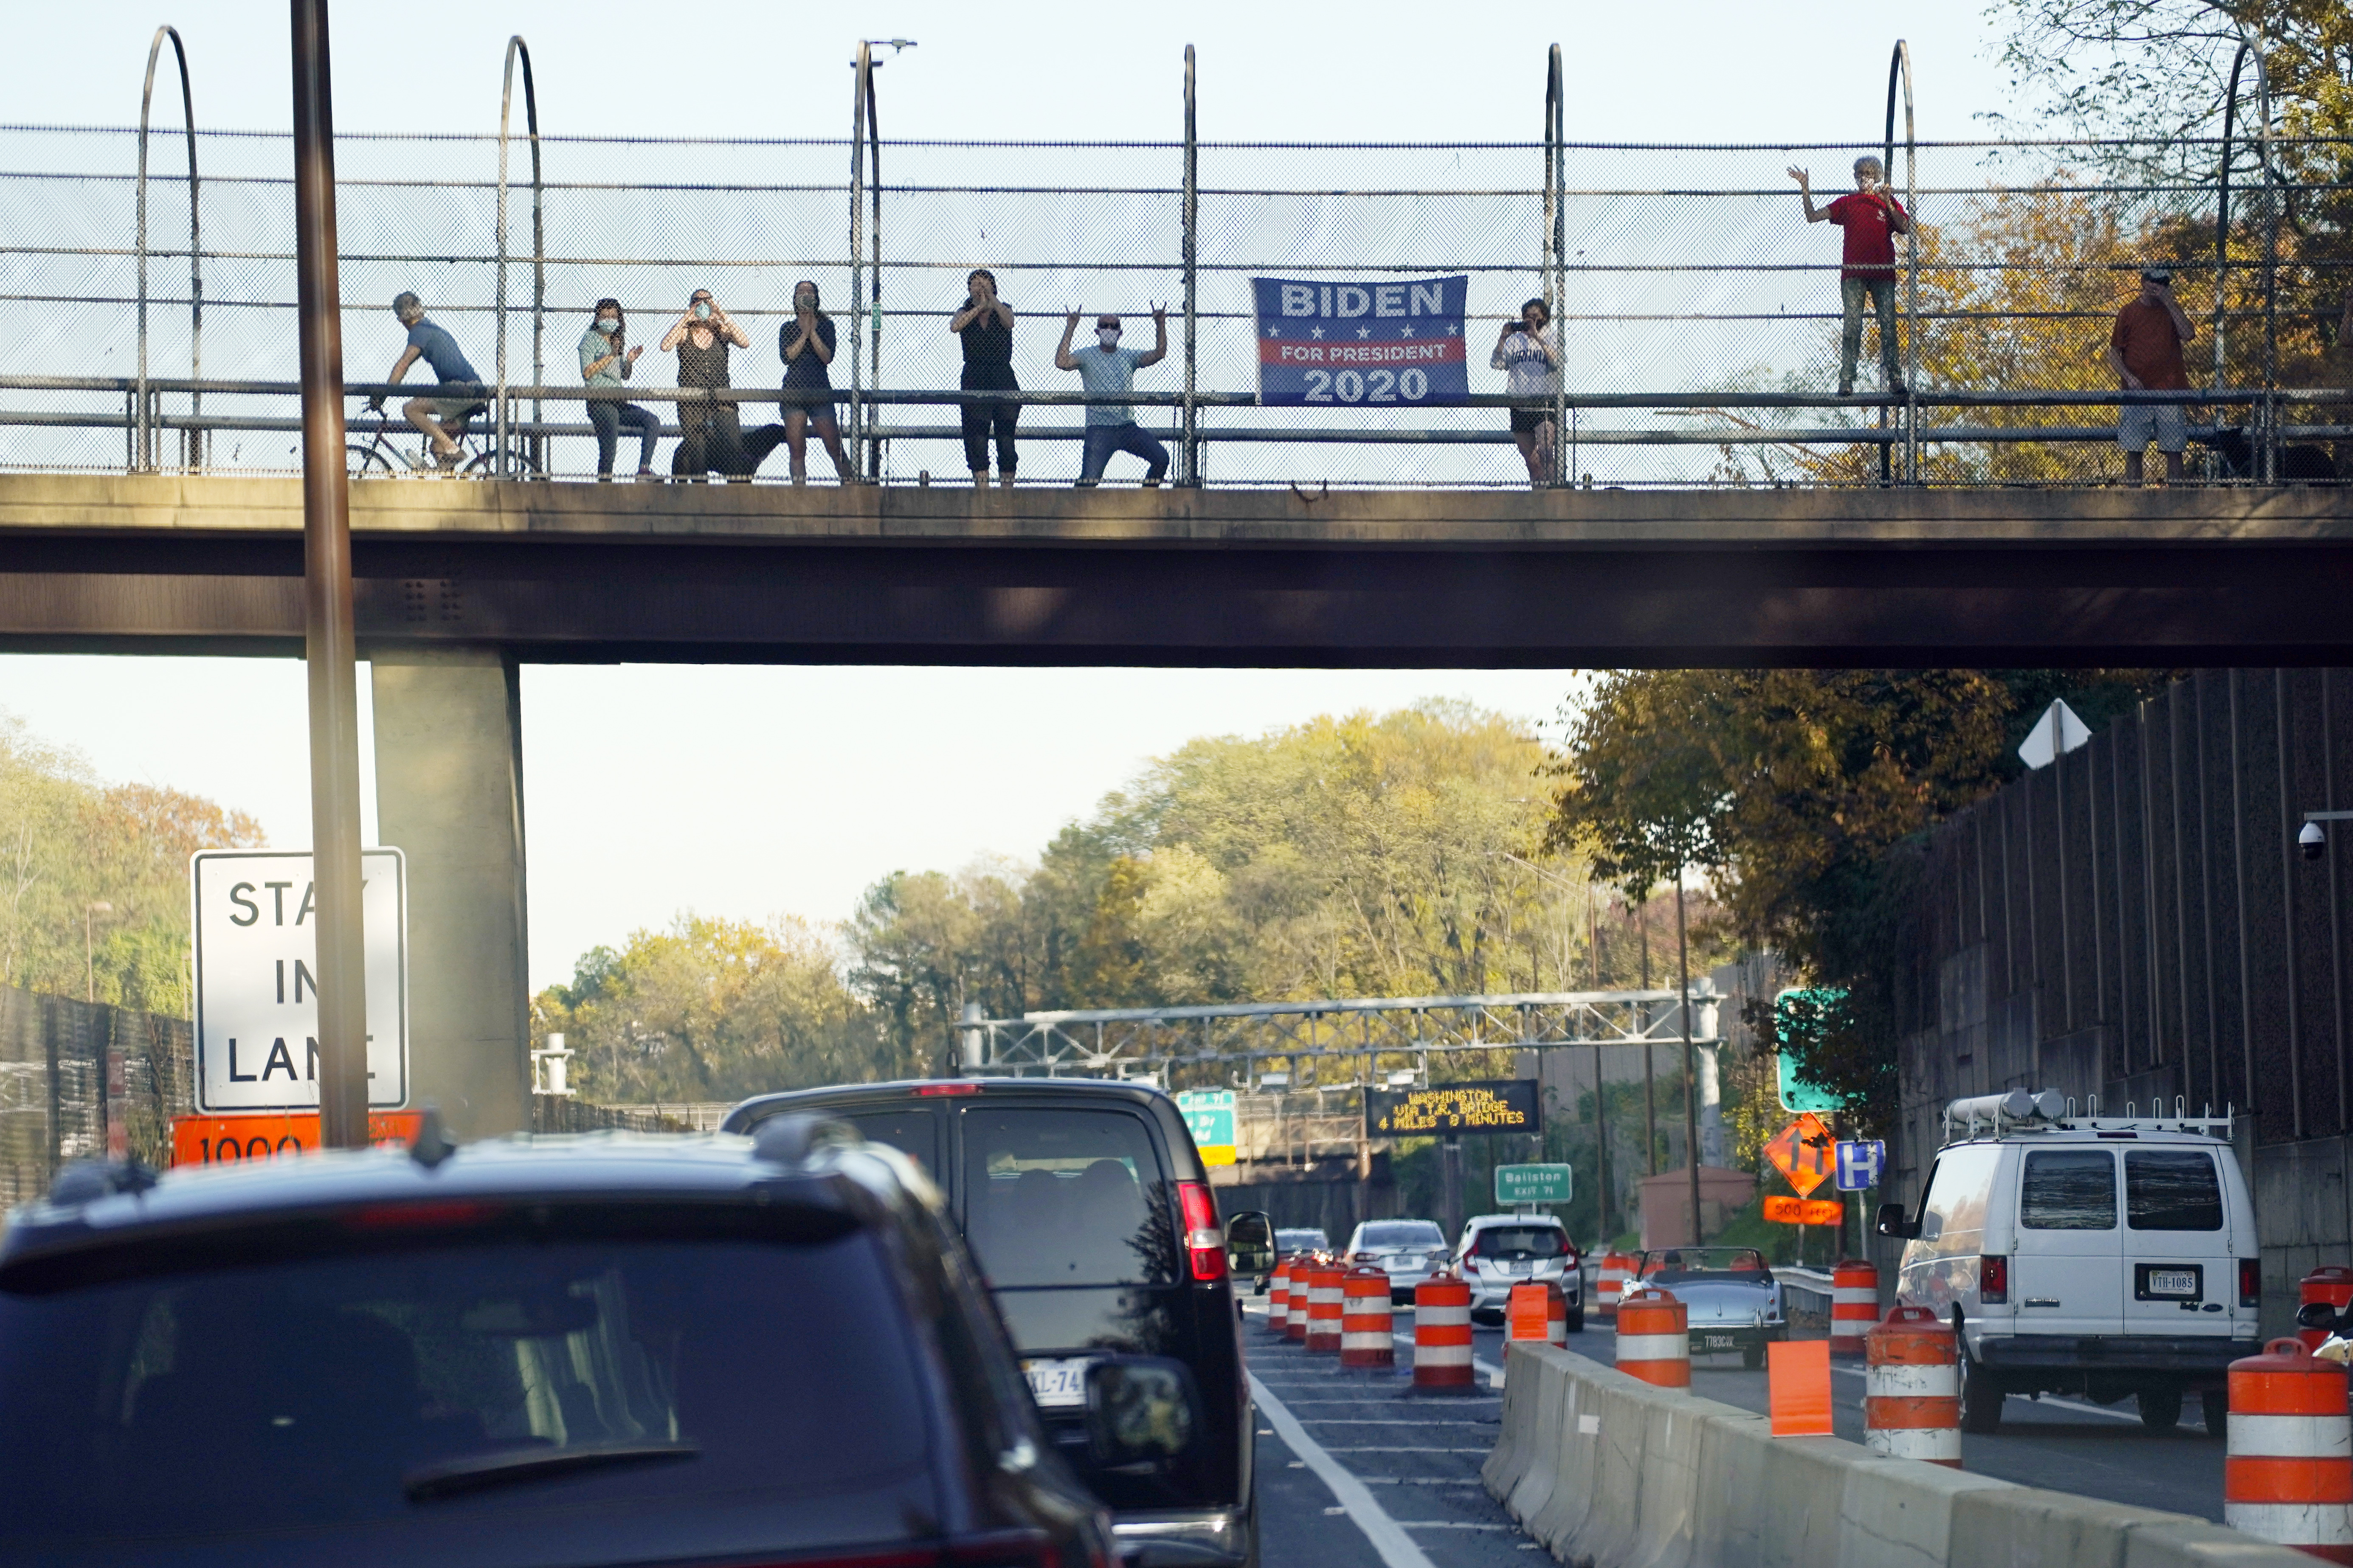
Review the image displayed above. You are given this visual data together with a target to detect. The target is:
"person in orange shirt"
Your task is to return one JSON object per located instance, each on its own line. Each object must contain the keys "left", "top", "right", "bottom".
{"left": 2105, "top": 268, "right": 2195, "bottom": 486}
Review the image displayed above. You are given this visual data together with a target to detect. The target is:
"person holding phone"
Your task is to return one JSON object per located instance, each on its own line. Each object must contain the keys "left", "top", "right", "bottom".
{"left": 578, "top": 297, "right": 658, "bottom": 480}
{"left": 1789, "top": 156, "right": 1911, "bottom": 396}
{"left": 753, "top": 280, "right": 854, "bottom": 485}
{"left": 2106, "top": 267, "right": 2195, "bottom": 486}
{"left": 1492, "top": 298, "right": 1562, "bottom": 486}
{"left": 659, "top": 287, "right": 751, "bottom": 481}
{"left": 951, "top": 269, "right": 1019, "bottom": 487}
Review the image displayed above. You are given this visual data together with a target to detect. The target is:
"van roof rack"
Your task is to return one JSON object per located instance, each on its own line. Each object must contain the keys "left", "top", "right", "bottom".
{"left": 1940, "top": 1091, "right": 2234, "bottom": 1145}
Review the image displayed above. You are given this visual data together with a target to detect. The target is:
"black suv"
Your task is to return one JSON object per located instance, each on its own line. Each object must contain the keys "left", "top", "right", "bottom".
{"left": 0, "top": 1119, "right": 1158, "bottom": 1568}
{"left": 724, "top": 1080, "right": 1273, "bottom": 1568}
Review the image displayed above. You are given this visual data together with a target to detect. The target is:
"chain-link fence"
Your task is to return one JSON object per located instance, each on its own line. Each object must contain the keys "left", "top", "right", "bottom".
{"left": 2, "top": 51, "right": 2347, "bottom": 487}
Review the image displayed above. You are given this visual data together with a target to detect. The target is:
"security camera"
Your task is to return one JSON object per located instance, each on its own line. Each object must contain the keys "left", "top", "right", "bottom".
{"left": 2301, "top": 820, "right": 2327, "bottom": 861}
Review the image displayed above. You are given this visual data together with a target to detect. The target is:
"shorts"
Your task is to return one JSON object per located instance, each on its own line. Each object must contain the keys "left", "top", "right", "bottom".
{"left": 421, "top": 386, "right": 488, "bottom": 423}
{"left": 2117, "top": 403, "right": 2186, "bottom": 454}
{"left": 1510, "top": 405, "right": 1556, "bottom": 434}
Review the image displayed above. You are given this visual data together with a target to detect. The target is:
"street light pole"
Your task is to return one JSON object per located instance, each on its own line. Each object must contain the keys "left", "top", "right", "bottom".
{"left": 1675, "top": 867, "right": 1702, "bottom": 1248}
{"left": 291, "top": 0, "right": 370, "bottom": 1150}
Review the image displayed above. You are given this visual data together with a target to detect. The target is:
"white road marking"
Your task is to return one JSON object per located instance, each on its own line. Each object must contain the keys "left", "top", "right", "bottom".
{"left": 1275, "top": 1399, "right": 1501, "bottom": 1406}
{"left": 1320, "top": 1446, "right": 1492, "bottom": 1453}
{"left": 1298, "top": 1419, "right": 1495, "bottom": 1426}
{"left": 1398, "top": 1523, "right": 1518, "bottom": 1531}
{"left": 1251, "top": 1373, "right": 1438, "bottom": 1568}
{"left": 1389, "top": 1326, "right": 1505, "bottom": 1382}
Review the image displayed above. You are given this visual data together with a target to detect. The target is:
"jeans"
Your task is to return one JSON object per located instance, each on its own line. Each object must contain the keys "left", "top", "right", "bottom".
{"left": 961, "top": 365, "right": 1019, "bottom": 474}
{"left": 1077, "top": 422, "right": 1169, "bottom": 487}
{"left": 673, "top": 403, "right": 746, "bottom": 479}
{"left": 586, "top": 400, "right": 660, "bottom": 474}
{"left": 1839, "top": 276, "right": 1900, "bottom": 390}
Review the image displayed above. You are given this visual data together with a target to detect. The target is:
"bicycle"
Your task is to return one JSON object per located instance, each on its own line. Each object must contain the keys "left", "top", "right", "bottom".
{"left": 346, "top": 399, "right": 542, "bottom": 479}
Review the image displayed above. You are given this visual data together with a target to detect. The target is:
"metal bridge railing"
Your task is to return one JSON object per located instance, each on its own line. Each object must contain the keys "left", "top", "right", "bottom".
{"left": 3, "top": 34, "right": 2349, "bottom": 489}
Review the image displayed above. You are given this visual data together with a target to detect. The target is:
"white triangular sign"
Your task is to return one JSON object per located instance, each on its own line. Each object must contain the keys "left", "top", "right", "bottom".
{"left": 2018, "top": 699, "right": 2091, "bottom": 770}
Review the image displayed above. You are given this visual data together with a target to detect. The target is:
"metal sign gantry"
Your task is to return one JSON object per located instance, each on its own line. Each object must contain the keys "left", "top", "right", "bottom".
{"left": 954, "top": 988, "right": 1723, "bottom": 1083}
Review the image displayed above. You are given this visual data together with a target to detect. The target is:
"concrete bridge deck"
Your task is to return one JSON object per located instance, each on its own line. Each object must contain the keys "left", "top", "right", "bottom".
{"left": 5, "top": 473, "right": 2352, "bottom": 664}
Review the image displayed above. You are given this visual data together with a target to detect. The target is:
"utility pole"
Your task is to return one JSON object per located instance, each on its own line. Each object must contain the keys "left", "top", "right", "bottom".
{"left": 1637, "top": 892, "right": 1657, "bottom": 1175}
{"left": 291, "top": 0, "right": 369, "bottom": 1149}
{"left": 1677, "top": 867, "right": 1702, "bottom": 1248}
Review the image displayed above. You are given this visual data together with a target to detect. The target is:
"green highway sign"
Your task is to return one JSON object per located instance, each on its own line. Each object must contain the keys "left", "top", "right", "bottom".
{"left": 1773, "top": 987, "right": 1852, "bottom": 1113}
{"left": 1494, "top": 1163, "right": 1573, "bottom": 1206}
{"left": 1176, "top": 1089, "right": 1236, "bottom": 1167}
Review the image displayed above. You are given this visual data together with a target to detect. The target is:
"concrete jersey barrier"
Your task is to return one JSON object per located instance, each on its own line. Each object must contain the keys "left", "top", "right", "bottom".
{"left": 1483, "top": 1341, "right": 2316, "bottom": 1568}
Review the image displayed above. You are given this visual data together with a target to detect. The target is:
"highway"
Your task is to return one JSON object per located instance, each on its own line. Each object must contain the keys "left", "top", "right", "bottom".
{"left": 1244, "top": 1295, "right": 2233, "bottom": 1568}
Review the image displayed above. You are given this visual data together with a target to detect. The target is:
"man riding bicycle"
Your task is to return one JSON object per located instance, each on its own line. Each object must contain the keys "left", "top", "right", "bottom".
{"left": 373, "top": 292, "right": 487, "bottom": 470}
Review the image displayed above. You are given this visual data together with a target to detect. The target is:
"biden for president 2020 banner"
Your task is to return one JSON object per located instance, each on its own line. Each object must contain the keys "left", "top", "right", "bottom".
{"left": 1253, "top": 276, "right": 1469, "bottom": 407}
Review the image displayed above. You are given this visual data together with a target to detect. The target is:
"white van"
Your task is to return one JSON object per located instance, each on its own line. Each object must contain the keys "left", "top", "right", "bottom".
{"left": 1876, "top": 1090, "right": 2261, "bottom": 1435}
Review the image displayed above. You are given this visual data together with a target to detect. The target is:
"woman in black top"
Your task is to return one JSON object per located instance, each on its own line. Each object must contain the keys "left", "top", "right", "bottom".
{"left": 659, "top": 287, "right": 751, "bottom": 481}
{"left": 950, "top": 268, "right": 1017, "bottom": 487}
{"left": 751, "top": 280, "right": 855, "bottom": 484}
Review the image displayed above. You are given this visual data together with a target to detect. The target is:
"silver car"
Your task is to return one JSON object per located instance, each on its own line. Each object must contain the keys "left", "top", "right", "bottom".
{"left": 1342, "top": 1219, "right": 1450, "bottom": 1303}
{"left": 1632, "top": 1246, "right": 1787, "bottom": 1369}
{"left": 1455, "top": 1214, "right": 1581, "bottom": 1327}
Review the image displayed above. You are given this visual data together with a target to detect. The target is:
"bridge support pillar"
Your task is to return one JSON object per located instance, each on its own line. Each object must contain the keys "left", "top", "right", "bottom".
{"left": 370, "top": 646, "right": 530, "bottom": 1137}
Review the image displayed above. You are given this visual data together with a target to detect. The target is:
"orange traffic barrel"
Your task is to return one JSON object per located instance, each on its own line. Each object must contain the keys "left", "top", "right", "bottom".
{"left": 1864, "top": 1306, "right": 1961, "bottom": 1467}
{"left": 1615, "top": 1287, "right": 1691, "bottom": 1390}
{"left": 1267, "top": 1257, "right": 1294, "bottom": 1335}
{"left": 2302, "top": 1267, "right": 2353, "bottom": 1352}
{"left": 1341, "top": 1266, "right": 1396, "bottom": 1368}
{"left": 1830, "top": 1258, "right": 1879, "bottom": 1355}
{"left": 1286, "top": 1257, "right": 1313, "bottom": 1342}
{"left": 2225, "top": 1337, "right": 2353, "bottom": 1560}
{"left": 1413, "top": 1274, "right": 1475, "bottom": 1389}
{"left": 1305, "top": 1264, "right": 1345, "bottom": 1353}
{"left": 1595, "top": 1251, "right": 1632, "bottom": 1319}
{"left": 1508, "top": 1281, "right": 1567, "bottom": 1348}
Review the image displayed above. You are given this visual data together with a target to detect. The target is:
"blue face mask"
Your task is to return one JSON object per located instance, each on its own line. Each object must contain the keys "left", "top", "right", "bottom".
{"left": 594, "top": 318, "right": 619, "bottom": 335}
{"left": 693, "top": 301, "right": 712, "bottom": 320}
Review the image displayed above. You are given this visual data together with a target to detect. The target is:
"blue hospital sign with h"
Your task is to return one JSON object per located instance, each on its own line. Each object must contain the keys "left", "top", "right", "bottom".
{"left": 1835, "top": 1138, "right": 1885, "bottom": 1192}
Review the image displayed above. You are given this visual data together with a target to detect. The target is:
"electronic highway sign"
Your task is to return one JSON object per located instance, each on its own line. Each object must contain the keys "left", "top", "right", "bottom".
{"left": 1364, "top": 1078, "right": 1540, "bottom": 1138}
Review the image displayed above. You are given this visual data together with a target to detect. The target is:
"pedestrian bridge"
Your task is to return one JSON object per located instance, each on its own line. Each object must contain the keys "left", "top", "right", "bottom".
{"left": 5, "top": 472, "right": 2350, "bottom": 666}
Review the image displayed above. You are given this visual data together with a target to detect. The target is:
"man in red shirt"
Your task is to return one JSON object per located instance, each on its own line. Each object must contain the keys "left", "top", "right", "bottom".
{"left": 1789, "top": 157, "right": 1911, "bottom": 396}
{"left": 2105, "top": 268, "right": 2195, "bottom": 486}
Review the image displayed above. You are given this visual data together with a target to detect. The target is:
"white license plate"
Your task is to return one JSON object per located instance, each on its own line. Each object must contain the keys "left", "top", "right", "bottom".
{"left": 1396, "top": 1256, "right": 1423, "bottom": 1270}
{"left": 2149, "top": 1270, "right": 2198, "bottom": 1298}
{"left": 1022, "top": 1358, "right": 1093, "bottom": 1409}
{"left": 1703, "top": 1334, "right": 1737, "bottom": 1351}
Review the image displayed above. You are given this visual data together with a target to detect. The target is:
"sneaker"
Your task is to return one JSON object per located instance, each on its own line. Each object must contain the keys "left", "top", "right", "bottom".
{"left": 434, "top": 448, "right": 462, "bottom": 473}
{"left": 635, "top": 468, "right": 659, "bottom": 483}
{"left": 1836, "top": 382, "right": 1854, "bottom": 398}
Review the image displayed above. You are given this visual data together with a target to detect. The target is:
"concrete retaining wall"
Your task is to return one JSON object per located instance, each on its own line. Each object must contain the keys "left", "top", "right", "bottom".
{"left": 1483, "top": 1343, "right": 2310, "bottom": 1568}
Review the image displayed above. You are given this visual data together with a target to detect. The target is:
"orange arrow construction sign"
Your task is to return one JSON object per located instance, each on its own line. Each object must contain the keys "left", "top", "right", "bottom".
{"left": 1764, "top": 1112, "right": 1835, "bottom": 1198}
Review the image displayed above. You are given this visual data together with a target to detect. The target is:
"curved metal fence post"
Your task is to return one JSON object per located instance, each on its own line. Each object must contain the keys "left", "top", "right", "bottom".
{"left": 2253, "top": 26, "right": 2278, "bottom": 485}
{"left": 1882, "top": 39, "right": 1914, "bottom": 486}
{"left": 1182, "top": 44, "right": 1199, "bottom": 487}
{"left": 1547, "top": 43, "right": 1567, "bottom": 489}
{"left": 496, "top": 37, "right": 541, "bottom": 481}
{"left": 848, "top": 44, "right": 869, "bottom": 480}
{"left": 866, "top": 57, "right": 884, "bottom": 482}
{"left": 138, "top": 26, "right": 200, "bottom": 473}
{"left": 2214, "top": 39, "right": 2251, "bottom": 401}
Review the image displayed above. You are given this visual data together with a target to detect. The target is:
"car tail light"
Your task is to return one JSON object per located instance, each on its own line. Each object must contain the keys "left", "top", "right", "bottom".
{"left": 915, "top": 1081, "right": 985, "bottom": 1097}
{"left": 1978, "top": 1255, "right": 2008, "bottom": 1304}
{"left": 1177, "top": 1181, "right": 1225, "bottom": 1281}
{"left": 2240, "top": 1258, "right": 2261, "bottom": 1308}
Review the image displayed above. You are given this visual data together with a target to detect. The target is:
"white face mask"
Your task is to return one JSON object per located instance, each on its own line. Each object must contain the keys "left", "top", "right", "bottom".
{"left": 1098, "top": 328, "right": 1120, "bottom": 347}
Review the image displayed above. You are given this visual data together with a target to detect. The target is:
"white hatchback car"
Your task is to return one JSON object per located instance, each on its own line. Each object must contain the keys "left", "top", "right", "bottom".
{"left": 1880, "top": 1090, "right": 2261, "bottom": 1435}
{"left": 1453, "top": 1213, "right": 1581, "bottom": 1329}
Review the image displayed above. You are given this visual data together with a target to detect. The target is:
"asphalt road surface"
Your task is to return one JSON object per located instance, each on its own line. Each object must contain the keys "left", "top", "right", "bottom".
{"left": 1242, "top": 1299, "right": 2231, "bottom": 1568}
{"left": 1244, "top": 1301, "right": 1532, "bottom": 1568}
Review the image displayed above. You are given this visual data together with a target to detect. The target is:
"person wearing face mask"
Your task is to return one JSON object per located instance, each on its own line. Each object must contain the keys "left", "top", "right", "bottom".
{"left": 1053, "top": 305, "right": 1169, "bottom": 487}
{"left": 746, "top": 281, "right": 854, "bottom": 485}
{"left": 578, "top": 298, "right": 658, "bottom": 481}
{"left": 951, "top": 269, "right": 1019, "bottom": 487}
{"left": 1492, "top": 298, "right": 1562, "bottom": 486}
{"left": 659, "top": 288, "right": 752, "bottom": 481}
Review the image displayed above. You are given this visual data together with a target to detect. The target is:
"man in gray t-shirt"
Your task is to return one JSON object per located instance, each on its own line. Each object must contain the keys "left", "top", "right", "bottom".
{"left": 372, "top": 291, "right": 487, "bottom": 471}
{"left": 1054, "top": 306, "right": 1169, "bottom": 487}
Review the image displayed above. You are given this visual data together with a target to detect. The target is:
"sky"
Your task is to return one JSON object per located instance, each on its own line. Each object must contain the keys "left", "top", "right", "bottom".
{"left": 1, "top": 1, "right": 2027, "bottom": 994}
